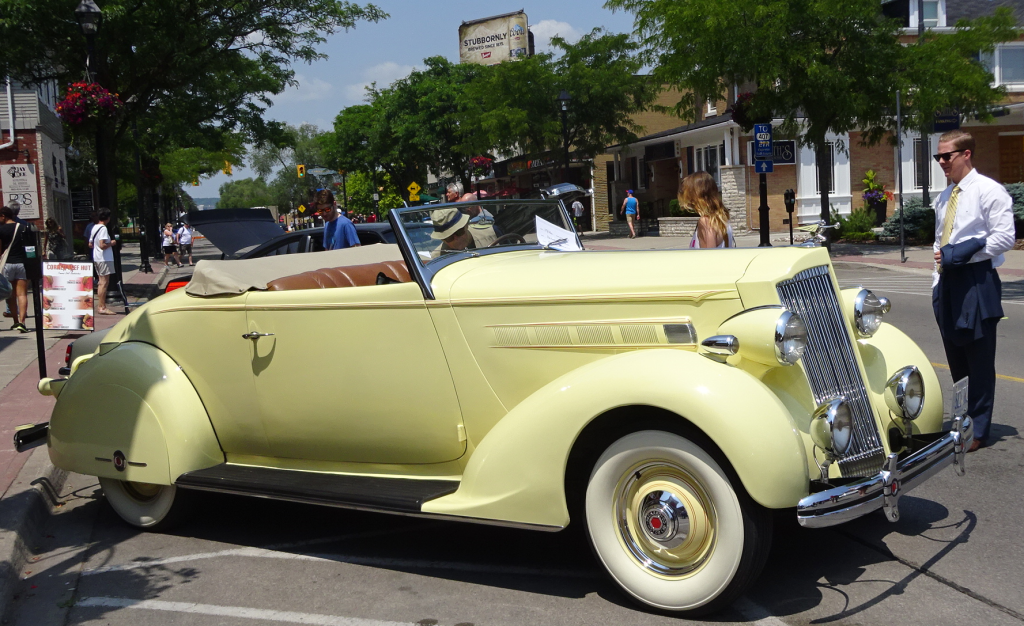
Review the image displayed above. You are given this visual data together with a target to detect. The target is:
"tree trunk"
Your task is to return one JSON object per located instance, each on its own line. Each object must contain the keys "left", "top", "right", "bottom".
{"left": 95, "top": 123, "right": 118, "bottom": 219}
{"left": 815, "top": 141, "right": 833, "bottom": 251}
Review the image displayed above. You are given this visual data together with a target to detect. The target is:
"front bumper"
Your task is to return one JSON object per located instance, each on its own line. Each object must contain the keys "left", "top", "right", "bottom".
{"left": 797, "top": 415, "right": 973, "bottom": 528}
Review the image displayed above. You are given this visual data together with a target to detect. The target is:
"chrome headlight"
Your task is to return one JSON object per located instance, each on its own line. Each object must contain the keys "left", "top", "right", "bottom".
{"left": 884, "top": 366, "right": 925, "bottom": 419}
{"left": 774, "top": 311, "right": 808, "bottom": 365}
{"left": 810, "top": 398, "right": 854, "bottom": 456}
{"left": 853, "top": 289, "right": 886, "bottom": 337}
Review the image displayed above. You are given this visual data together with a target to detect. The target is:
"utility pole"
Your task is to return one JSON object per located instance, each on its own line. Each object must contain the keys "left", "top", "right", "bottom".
{"left": 918, "top": 0, "right": 931, "bottom": 208}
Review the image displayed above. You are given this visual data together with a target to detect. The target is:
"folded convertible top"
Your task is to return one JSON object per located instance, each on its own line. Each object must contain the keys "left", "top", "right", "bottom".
{"left": 185, "top": 244, "right": 405, "bottom": 297}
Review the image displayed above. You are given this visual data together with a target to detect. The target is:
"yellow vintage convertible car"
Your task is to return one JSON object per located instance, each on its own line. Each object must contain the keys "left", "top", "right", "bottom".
{"left": 24, "top": 199, "right": 973, "bottom": 616}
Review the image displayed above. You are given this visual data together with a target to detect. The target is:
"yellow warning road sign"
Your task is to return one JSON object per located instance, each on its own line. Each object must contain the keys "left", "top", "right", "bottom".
{"left": 407, "top": 181, "right": 421, "bottom": 196}
{"left": 298, "top": 204, "right": 307, "bottom": 213}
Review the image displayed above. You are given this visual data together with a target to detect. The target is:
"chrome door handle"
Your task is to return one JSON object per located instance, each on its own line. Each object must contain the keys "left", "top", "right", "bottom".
{"left": 242, "top": 331, "right": 274, "bottom": 339}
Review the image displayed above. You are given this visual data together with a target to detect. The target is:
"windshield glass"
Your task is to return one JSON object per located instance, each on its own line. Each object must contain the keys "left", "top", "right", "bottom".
{"left": 393, "top": 200, "right": 577, "bottom": 265}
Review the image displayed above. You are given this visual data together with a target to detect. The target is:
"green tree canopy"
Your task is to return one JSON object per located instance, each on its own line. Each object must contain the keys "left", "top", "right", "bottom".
{"left": 606, "top": 0, "right": 1017, "bottom": 225}
{"left": 0, "top": 0, "right": 386, "bottom": 215}
{"left": 216, "top": 177, "right": 274, "bottom": 209}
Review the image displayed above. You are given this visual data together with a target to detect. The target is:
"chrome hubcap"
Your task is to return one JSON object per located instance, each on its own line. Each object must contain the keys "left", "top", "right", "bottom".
{"left": 123, "top": 481, "right": 162, "bottom": 501}
{"left": 615, "top": 461, "right": 717, "bottom": 578}
{"left": 639, "top": 490, "right": 690, "bottom": 548}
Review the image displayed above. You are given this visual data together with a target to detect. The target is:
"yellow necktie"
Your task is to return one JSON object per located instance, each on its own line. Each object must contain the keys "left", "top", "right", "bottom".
{"left": 940, "top": 185, "right": 960, "bottom": 247}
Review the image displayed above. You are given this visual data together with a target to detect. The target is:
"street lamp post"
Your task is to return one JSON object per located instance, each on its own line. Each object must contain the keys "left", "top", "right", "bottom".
{"left": 558, "top": 90, "right": 571, "bottom": 184}
{"left": 76, "top": 0, "right": 126, "bottom": 311}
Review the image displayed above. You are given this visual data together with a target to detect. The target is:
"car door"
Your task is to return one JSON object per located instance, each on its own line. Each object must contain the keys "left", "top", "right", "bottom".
{"left": 243, "top": 280, "right": 466, "bottom": 464}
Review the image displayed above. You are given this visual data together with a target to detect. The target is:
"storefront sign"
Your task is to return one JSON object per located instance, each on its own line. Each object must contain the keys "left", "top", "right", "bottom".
{"left": 459, "top": 11, "right": 529, "bottom": 66}
{"left": 508, "top": 160, "right": 528, "bottom": 175}
{"left": 42, "top": 262, "right": 95, "bottom": 330}
{"left": 747, "top": 140, "right": 796, "bottom": 165}
{"left": 2, "top": 164, "right": 41, "bottom": 219}
{"left": 71, "top": 187, "right": 95, "bottom": 221}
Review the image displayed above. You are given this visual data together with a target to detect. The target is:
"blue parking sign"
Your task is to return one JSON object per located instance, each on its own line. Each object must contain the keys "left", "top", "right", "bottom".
{"left": 754, "top": 124, "right": 773, "bottom": 159}
{"left": 755, "top": 159, "right": 774, "bottom": 174}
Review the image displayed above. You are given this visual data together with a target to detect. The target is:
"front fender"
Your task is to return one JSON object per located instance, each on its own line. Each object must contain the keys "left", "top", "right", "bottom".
{"left": 48, "top": 341, "right": 224, "bottom": 484}
{"left": 857, "top": 322, "right": 944, "bottom": 439}
{"left": 423, "top": 349, "right": 809, "bottom": 528}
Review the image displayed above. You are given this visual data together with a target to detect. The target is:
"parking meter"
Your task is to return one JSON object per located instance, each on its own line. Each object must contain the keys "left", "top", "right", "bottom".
{"left": 22, "top": 229, "right": 42, "bottom": 281}
{"left": 784, "top": 189, "right": 797, "bottom": 245}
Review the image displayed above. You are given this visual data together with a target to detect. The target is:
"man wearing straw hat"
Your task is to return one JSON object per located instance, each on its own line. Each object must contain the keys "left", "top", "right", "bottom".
{"left": 431, "top": 207, "right": 497, "bottom": 254}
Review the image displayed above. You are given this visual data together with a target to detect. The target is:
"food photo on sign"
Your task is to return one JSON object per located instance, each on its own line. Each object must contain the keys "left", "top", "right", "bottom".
{"left": 42, "top": 261, "right": 95, "bottom": 330}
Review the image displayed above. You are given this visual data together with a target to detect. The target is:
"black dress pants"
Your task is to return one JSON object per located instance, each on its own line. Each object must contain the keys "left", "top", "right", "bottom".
{"left": 940, "top": 318, "right": 999, "bottom": 442}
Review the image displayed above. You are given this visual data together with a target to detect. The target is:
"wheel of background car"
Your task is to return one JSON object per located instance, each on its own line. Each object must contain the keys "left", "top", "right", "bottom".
{"left": 490, "top": 233, "right": 525, "bottom": 246}
{"left": 585, "top": 430, "right": 770, "bottom": 615}
{"left": 99, "top": 477, "right": 192, "bottom": 531}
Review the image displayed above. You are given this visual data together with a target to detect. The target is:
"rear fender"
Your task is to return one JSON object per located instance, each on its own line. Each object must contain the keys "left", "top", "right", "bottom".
{"left": 423, "top": 349, "right": 809, "bottom": 528}
{"left": 48, "top": 342, "right": 223, "bottom": 484}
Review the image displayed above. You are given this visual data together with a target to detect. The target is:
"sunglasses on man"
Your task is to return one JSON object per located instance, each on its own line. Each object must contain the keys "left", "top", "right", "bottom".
{"left": 932, "top": 149, "right": 966, "bottom": 163}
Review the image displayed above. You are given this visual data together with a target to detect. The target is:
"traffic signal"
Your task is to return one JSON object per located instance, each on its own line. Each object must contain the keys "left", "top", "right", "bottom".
{"left": 223, "top": 161, "right": 233, "bottom": 175}
{"left": 297, "top": 164, "right": 306, "bottom": 178}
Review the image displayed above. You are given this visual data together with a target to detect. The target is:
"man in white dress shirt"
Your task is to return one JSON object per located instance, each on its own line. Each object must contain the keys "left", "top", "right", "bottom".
{"left": 931, "top": 129, "right": 1016, "bottom": 451}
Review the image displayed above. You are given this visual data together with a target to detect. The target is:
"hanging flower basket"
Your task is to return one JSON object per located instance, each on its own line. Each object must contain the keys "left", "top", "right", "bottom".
{"left": 56, "top": 82, "right": 123, "bottom": 126}
{"left": 470, "top": 155, "right": 493, "bottom": 178}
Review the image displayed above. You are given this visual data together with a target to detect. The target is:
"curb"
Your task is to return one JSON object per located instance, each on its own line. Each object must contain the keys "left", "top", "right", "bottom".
{"left": 0, "top": 447, "right": 68, "bottom": 622}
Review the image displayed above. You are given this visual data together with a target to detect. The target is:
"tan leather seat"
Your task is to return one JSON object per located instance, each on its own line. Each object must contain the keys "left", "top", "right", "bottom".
{"left": 267, "top": 261, "right": 410, "bottom": 291}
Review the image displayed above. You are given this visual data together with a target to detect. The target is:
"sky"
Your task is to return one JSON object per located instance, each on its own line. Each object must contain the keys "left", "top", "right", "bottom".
{"left": 187, "top": 0, "right": 636, "bottom": 201}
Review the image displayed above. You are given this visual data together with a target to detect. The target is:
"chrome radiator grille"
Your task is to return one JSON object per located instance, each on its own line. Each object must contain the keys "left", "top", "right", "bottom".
{"left": 777, "top": 265, "right": 885, "bottom": 477}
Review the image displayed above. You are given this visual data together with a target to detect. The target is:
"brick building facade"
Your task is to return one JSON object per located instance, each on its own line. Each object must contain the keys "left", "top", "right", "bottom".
{"left": 0, "top": 80, "right": 72, "bottom": 236}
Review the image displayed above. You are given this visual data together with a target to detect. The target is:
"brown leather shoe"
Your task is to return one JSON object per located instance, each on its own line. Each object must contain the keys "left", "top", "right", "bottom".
{"left": 968, "top": 439, "right": 985, "bottom": 453}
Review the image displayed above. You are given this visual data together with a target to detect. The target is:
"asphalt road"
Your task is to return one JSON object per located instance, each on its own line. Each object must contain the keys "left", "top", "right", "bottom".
{"left": 6, "top": 262, "right": 1023, "bottom": 626}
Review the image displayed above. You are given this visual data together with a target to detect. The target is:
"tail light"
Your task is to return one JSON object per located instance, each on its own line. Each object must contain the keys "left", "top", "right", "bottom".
{"left": 165, "top": 280, "right": 189, "bottom": 293}
{"left": 64, "top": 344, "right": 73, "bottom": 366}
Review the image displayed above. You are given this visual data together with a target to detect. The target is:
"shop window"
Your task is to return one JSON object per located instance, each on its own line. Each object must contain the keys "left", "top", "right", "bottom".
{"left": 693, "top": 143, "right": 725, "bottom": 184}
{"left": 984, "top": 45, "right": 1024, "bottom": 89}
{"left": 911, "top": 0, "right": 944, "bottom": 28}
{"left": 815, "top": 142, "right": 835, "bottom": 195}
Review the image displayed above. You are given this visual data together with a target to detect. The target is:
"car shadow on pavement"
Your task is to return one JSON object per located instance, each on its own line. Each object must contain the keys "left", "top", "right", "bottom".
{"left": 748, "top": 497, "right": 974, "bottom": 622}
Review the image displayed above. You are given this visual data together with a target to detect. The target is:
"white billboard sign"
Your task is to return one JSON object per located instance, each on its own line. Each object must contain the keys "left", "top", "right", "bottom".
{"left": 1, "top": 163, "right": 41, "bottom": 219}
{"left": 459, "top": 11, "right": 529, "bottom": 66}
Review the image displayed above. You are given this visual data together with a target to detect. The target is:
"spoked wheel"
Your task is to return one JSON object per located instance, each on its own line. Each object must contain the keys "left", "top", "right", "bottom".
{"left": 585, "top": 430, "right": 771, "bottom": 616}
{"left": 99, "top": 477, "right": 193, "bottom": 531}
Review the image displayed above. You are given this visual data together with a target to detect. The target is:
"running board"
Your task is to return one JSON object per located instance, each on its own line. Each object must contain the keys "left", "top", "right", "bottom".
{"left": 175, "top": 464, "right": 459, "bottom": 514}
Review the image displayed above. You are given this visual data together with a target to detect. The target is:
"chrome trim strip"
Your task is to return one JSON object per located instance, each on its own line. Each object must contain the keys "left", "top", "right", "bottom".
{"left": 447, "top": 290, "right": 735, "bottom": 307}
{"left": 797, "top": 417, "right": 973, "bottom": 528}
{"left": 778, "top": 265, "right": 884, "bottom": 477}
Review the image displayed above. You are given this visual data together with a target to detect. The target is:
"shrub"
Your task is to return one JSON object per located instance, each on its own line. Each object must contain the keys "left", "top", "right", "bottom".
{"left": 830, "top": 207, "right": 877, "bottom": 240}
{"left": 881, "top": 198, "right": 935, "bottom": 242}
{"left": 73, "top": 237, "right": 87, "bottom": 255}
{"left": 1004, "top": 182, "right": 1024, "bottom": 222}
{"left": 668, "top": 199, "right": 698, "bottom": 217}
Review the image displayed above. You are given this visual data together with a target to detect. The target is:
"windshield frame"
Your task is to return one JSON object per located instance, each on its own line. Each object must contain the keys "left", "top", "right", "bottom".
{"left": 388, "top": 198, "right": 581, "bottom": 300}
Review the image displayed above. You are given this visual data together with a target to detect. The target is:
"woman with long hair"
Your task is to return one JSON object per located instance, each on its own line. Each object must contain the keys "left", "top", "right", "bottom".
{"left": 679, "top": 171, "right": 735, "bottom": 248}
{"left": 44, "top": 217, "right": 68, "bottom": 259}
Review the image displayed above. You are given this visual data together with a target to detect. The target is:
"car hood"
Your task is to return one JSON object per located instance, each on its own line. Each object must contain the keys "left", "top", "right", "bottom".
{"left": 187, "top": 208, "right": 284, "bottom": 258}
{"left": 441, "top": 246, "right": 830, "bottom": 305}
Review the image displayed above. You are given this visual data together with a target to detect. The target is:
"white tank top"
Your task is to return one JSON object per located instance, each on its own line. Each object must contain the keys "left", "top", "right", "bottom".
{"left": 690, "top": 224, "right": 735, "bottom": 248}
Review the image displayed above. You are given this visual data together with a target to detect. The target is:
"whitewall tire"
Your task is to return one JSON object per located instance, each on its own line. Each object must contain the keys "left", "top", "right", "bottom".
{"left": 584, "top": 430, "right": 770, "bottom": 615}
{"left": 99, "top": 478, "right": 191, "bottom": 530}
